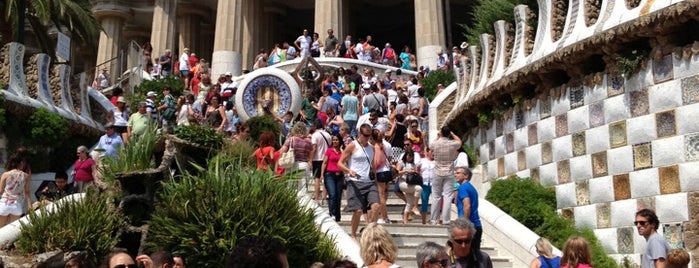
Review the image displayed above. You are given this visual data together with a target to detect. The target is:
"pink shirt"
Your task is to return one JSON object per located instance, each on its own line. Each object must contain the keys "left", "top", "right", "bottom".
{"left": 73, "top": 158, "right": 95, "bottom": 182}
{"left": 324, "top": 148, "right": 343, "bottom": 173}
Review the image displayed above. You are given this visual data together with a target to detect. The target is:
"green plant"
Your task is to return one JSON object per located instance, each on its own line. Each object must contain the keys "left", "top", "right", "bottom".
{"left": 245, "top": 115, "right": 281, "bottom": 146}
{"left": 27, "top": 107, "right": 69, "bottom": 146}
{"left": 421, "top": 70, "right": 455, "bottom": 100}
{"left": 101, "top": 125, "right": 162, "bottom": 182}
{"left": 17, "top": 189, "right": 124, "bottom": 265}
{"left": 145, "top": 156, "right": 339, "bottom": 267}
{"left": 174, "top": 124, "right": 225, "bottom": 149}
{"left": 460, "top": 0, "right": 538, "bottom": 45}
{"left": 462, "top": 144, "right": 479, "bottom": 166}
{"left": 220, "top": 139, "right": 257, "bottom": 168}
{"left": 134, "top": 75, "right": 184, "bottom": 100}
{"left": 619, "top": 255, "right": 638, "bottom": 268}
{"left": 616, "top": 49, "right": 648, "bottom": 77}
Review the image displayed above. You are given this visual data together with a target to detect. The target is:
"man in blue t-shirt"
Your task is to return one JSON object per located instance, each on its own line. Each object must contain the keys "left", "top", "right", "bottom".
{"left": 456, "top": 167, "right": 483, "bottom": 256}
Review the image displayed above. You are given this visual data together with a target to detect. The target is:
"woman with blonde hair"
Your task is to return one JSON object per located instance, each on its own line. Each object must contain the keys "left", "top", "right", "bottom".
{"left": 561, "top": 236, "right": 593, "bottom": 268}
{"left": 280, "top": 122, "right": 313, "bottom": 178}
{"left": 530, "top": 237, "right": 561, "bottom": 268}
{"left": 359, "top": 223, "right": 400, "bottom": 268}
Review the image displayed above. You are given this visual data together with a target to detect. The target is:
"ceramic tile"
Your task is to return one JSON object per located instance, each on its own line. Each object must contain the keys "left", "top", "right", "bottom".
{"left": 528, "top": 124, "right": 538, "bottom": 145}
{"left": 540, "top": 98, "right": 551, "bottom": 118}
{"left": 531, "top": 167, "right": 540, "bottom": 184}
{"left": 572, "top": 132, "right": 586, "bottom": 157}
{"left": 663, "top": 223, "right": 685, "bottom": 249}
{"left": 633, "top": 142, "right": 653, "bottom": 170}
{"left": 617, "top": 227, "right": 635, "bottom": 254}
{"left": 630, "top": 89, "right": 649, "bottom": 117}
{"left": 570, "top": 86, "right": 584, "bottom": 109}
{"left": 556, "top": 114, "right": 568, "bottom": 137}
{"left": 558, "top": 160, "right": 571, "bottom": 184}
{"left": 614, "top": 174, "right": 631, "bottom": 200}
{"left": 607, "top": 75, "right": 625, "bottom": 96}
{"left": 498, "top": 157, "right": 505, "bottom": 177}
{"left": 516, "top": 111, "right": 525, "bottom": 129}
{"left": 592, "top": 151, "right": 608, "bottom": 177}
{"left": 518, "top": 150, "right": 526, "bottom": 171}
{"left": 659, "top": 165, "right": 681, "bottom": 194}
{"left": 561, "top": 208, "right": 574, "bottom": 219}
{"left": 685, "top": 133, "right": 699, "bottom": 161}
{"left": 589, "top": 102, "right": 605, "bottom": 127}
{"left": 636, "top": 197, "right": 655, "bottom": 211}
{"left": 496, "top": 120, "right": 504, "bottom": 137}
{"left": 655, "top": 110, "right": 676, "bottom": 138}
{"left": 653, "top": 54, "right": 674, "bottom": 84}
{"left": 489, "top": 141, "right": 495, "bottom": 160}
{"left": 505, "top": 133, "right": 514, "bottom": 153}
{"left": 597, "top": 203, "right": 611, "bottom": 228}
{"left": 681, "top": 74, "right": 699, "bottom": 105}
{"left": 576, "top": 181, "right": 590, "bottom": 205}
{"left": 609, "top": 121, "right": 628, "bottom": 148}
{"left": 542, "top": 141, "right": 553, "bottom": 164}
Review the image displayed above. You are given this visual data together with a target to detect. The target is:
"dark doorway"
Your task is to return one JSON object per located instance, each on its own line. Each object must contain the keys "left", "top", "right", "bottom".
{"left": 349, "top": 0, "right": 416, "bottom": 52}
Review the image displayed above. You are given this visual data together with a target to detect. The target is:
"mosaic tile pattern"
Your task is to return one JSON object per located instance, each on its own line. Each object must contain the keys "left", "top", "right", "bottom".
{"left": 617, "top": 227, "right": 635, "bottom": 254}
{"left": 597, "top": 203, "right": 611, "bottom": 228}
{"left": 561, "top": 208, "right": 574, "bottom": 219}
{"left": 528, "top": 124, "right": 538, "bottom": 145}
{"left": 556, "top": 114, "right": 568, "bottom": 137}
{"left": 506, "top": 133, "right": 514, "bottom": 153}
{"left": 518, "top": 150, "right": 526, "bottom": 171}
{"left": 652, "top": 54, "right": 674, "bottom": 84}
{"left": 609, "top": 121, "right": 628, "bottom": 148}
{"left": 540, "top": 98, "right": 551, "bottom": 118}
{"left": 656, "top": 110, "right": 676, "bottom": 138}
{"left": 663, "top": 223, "right": 685, "bottom": 249}
{"left": 498, "top": 157, "right": 505, "bottom": 177}
{"left": 592, "top": 151, "right": 608, "bottom": 178}
{"left": 682, "top": 74, "right": 699, "bottom": 105}
{"left": 607, "top": 75, "right": 625, "bottom": 96}
{"left": 572, "top": 132, "right": 586, "bottom": 157}
{"left": 637, "top": 197, "right": 655, "bottom": 211}
{"left": 614, "top": 174, "right": 631, "bottom": 200}
{"left": 570, "top": 86, "right": 584, "bottom": 109}
{"left": 630, "top": 89, "right": 650, "bottom": 117}
{"left": 558, "top": 160, "right": 571, "bottom": 184}
{"left": 542, "top": 141, "right": 553, "bottom": 164}
{"left": 496, "top": 120, "right": 504, "bottom": 137}
{"left": 516, "top": 111, "right": 525, "bottom": 129}
{"left": 659, "top": 165, "right": 681, "bottom": 194}
{"left": 589, "top": 102, "right": 605, "bottom": 127}
{"left": 489, "top": 141, "right": 495, "bottom": 160}
{"left": 685, "top": 133, "right": 699, "bottom": 161}
{"left": 576, "top": 181, "right": 590, "bottom": 205}
{"left": 633, "top": 142, "right": 653, "bottom": 170}
{"left": 531, "top": 167, "right": 540, "bottom": 184}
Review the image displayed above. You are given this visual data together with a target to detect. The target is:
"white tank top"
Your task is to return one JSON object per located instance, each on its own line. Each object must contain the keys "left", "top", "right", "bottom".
{"left": 113, "top": 108, "right": 128, "bottom": 127}
{"left": 349, "top": 140, "right": 373, "bottom": 182}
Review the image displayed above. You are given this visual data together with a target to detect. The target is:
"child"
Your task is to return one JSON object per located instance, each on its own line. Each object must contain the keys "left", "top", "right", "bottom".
{"left": 667, "top": 248, "right": 691, "bottom": 268}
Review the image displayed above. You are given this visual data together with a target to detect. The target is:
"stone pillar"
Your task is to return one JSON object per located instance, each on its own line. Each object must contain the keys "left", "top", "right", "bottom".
{"left": 92, "top": 3, "right": 130, "bottom": 85}
{"left": 414, "top": 0, "right": 446, "bottom": 70}
{"left": 212, "top": 0, "right": 244, "bottom": 77}
{"left": 314, "top": 0, "right": 347, "bottom": 41}
{"left": 150, "top": 0, "right": 177, "bottom": 60}
{"left": 242, "top": 0, "right": 261, "bottom": 72}
{"left": 178, "top": 14, "right": 199, "bottom": 57}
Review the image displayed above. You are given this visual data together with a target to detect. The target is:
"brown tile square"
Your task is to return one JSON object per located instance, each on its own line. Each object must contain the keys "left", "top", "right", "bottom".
{"left": 517, "top": 151, "right": 526, "bottom": 171}
{"left": 637, "top": 197, "right": 655, "bottom": 211}
{"left": 570, "top": 86, "right": 584, "bottom": 109}
{"left": 558, "top": 160, "right": 571, "bottom": 184}
{"left": 572, "top": 131, "right": 586, "bottom": 157}
{"left": 589, "top": 102, "right": 605, "bottom": 127}
{"left": 561, "top": 208, "right": 574, "bottom": 219}
{"left": 633, "top": 142, "right": 653, "bottom": 170}
{"left": 659, "top": 165, "right": 681, "bottom": 194}
{"left": 653, "top": 54, "right": 674, "bottom": 84}
{"left": 528, "top": 124, "right": 538, "bottom": 145}
{"left": 630, "top": 89, "right": 649, "bottom": 117}
{"left": 481, "top": 129, "right": 487, "bottom": 144}
{"left": 682, "top": 74, "right": 699, "bottom": 105}
{"left": 597, "top": 203, "right": 611, "bottom": 228}
{"left": 613, "top": 174, "right": 631, "bottom": 200}
{"left": 591, "top": 151, "right": 608, "bottom": 178}
{"left": 556, "top": 114, "right": 569, "bottom": 137}
{"left": 576, "top": 181, "right": 590, "bottom": 205}
{"left": 542, "top": 141, "right": 553, "bottom": 164}
{"left": 609, "top": 121, "right": 628, "bottom": 148}
{"left": 516, "top": 112, "right": 525, "bottom": 129}
{"left": 531, "top": 167, "right": 540, "bottom": 184}
{"left": 540, "top": 98, "right": 551, "bottom": 118}
{"left": 496, "top": 120, "right": 503, "bottom": 137}
{"left": 686, "top": 133, "right": 699, "bottom": 161}
{"left": 617, "top": 227, "right": 635, "bottom": 254}
{"left": 489, "top": 141, "right": 495, "bottom": 160}
{"left": 505, "top": 133, "right": 514, "bottom": 153}
{"left": 607, "top": 75, "right": 625, "bottom": 97}
{"left": 656, "top": 110, "right": 676, "bottom": 138}
{"left": 498, "top": 157, "right": 505, "bottom": 177}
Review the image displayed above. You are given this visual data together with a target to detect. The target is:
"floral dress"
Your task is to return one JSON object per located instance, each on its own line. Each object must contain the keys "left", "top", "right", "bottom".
{"left": 0, "top": 169, "right": 27, "bottom": 216}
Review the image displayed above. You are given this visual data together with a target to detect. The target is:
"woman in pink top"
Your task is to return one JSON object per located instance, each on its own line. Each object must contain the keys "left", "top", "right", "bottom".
{"left": 0, "top": 154, "right": 31, "bottom": 227}
{"left": 73, "top": 145, "right": 97, "bottom": 193}
{"left": 561, "top": 236, "right": 594, "bottom": 268}
{"left": 321, "top": 134, "right": 345, "bottom": 222}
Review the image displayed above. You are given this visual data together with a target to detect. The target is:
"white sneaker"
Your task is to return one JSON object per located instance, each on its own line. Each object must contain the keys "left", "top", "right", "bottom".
{"left": 377, "top": 218, "right": 386, "bottom": 224}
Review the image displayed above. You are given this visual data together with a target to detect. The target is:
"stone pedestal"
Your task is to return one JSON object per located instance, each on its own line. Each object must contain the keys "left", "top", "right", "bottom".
{"left": 314, "top": 0, "right": 348, "bottom": 41}
{"left": 150, "top": 0, "right": 177, "bottom": 60}
{"left": 242, "top": 0, "right": 262, "bottom": 71}
{"left": 212, "top": 0, "right": 244, "bottom": 77}
{"left": 414, "top": 0, "right": 446, "bottom": 70}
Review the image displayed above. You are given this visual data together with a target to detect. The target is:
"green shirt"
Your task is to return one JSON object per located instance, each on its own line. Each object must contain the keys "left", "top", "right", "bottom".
{"left": 302, "top": 97, "right": 317, "bottom": 122}
{"left": 127, "top": 112, "right": 152, "bottom": 136}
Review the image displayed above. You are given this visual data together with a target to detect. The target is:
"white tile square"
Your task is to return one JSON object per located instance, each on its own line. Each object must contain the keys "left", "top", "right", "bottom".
{"left": 626, "top": 114, "right": 656, "bottom": 145}
{"left": 586, "top": 80, "right": 608, "bottom": 104}
{"left": 515, "top": 170, "right": 531, "bottom": 179}
{"left": 505, "top": 152, "right": 518, "bottom": 175}
{"left": 611, "top": 199, "right": 638, "bottom": 227}
{"left": 487, "top": 123, "right": 496, "bottom": 142}
{"left": 676, "top": 103, "right": 699, "bottom": 135}
{"left": 608, "top": 146, "right": 634, "bottom": 175}
{"left": 551, "top": 89, "right": 571, "bottom": 116}
{"left": 604, "top": 94, "right": 630, "bottom": 124}
{"left": 589, "top": 176, "right": 614, "bottom": 203}
{"left": 594, "top": 228, "right": 619, "bottom": 254}
{"left": 570, "top": 155, "right": 592, "bottom": 181}
{"left": 539, "top": 162, "right": 559, "bottom": 187}
{"left": 630, "top": 168, "right": 660, "bottom": 198}
{"left": 494, "top": 136, "right": 506, "bottom": 158}
{"left": 655, "top": 193, "right": 688, "bottom": 222}
{"left": 487, "top": 159, "right": 498, "bottom": 180}
{"left": 538, "top": 116, "right": 557, "bottom": 142}
{"left": 586, "top": 125, "right": 610, "bottom": 154}
{"left": 625, "top": 65, "right": 654, "bottom": 92}
{"left": 568, "top": 105, "right": 590, "bottom": 133}
{"left": 526, "top": 144, "right": 542, "bottom": 168}
{"left": 552, "top": 135, "right": 573, "bottom": 162}
{"left": 479, "top": 143, "right": 489, "bottom": 165}
{"left": 514, "top": 128, "right": 528, "bottom": 151}
{"left": 574, "top": 204, "right": 598, "bottom": 229}
{"left": 652, "top": 136, "right": 685, "bottom": 167}
{"left": 504, "top": 112, "right": 516, "bottom": 133}
{"left": 673, "top": 53, "right": 699, "bottom": 79}
{"left": 648, "top": 80, "right": 682, "bottom": 113}
{"left": 556, "top": 183, "right": 577, "bottom": 209}
{"left": 526, "top": 101, "right": 541, "bottom": 124}
{"left": 679, "top": 162, "right": 699, "bottom": 192}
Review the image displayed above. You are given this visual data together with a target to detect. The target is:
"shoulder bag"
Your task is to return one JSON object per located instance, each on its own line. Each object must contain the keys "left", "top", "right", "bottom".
{"left": 279, "top": 138, "right": 296, "bottom": 169}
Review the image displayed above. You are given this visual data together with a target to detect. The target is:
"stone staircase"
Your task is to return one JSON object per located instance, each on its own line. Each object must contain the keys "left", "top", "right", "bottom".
{"left": 308, "top": 182, "right": 516, "bottom": 268}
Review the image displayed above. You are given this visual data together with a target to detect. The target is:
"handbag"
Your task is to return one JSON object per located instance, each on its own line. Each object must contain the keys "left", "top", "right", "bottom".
{"left": 405, "top": 172, "right": 423, "bottom": 185}
{"left": 279, "top": 138, "right": 296, "bottom": 169}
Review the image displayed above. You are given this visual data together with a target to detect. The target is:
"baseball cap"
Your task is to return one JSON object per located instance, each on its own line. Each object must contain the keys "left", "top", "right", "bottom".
{"left": 117, "top": 96, "right": 126, "bottom": 103}
{"left": 104, "top": 122, "right": 114, "bottom": 129}
{"left": 225, "top": 72, "right": 232, "bottom": 76}
{"left": 384, "top": 69, "right": 391, "bottom": 74}
{"left": 147, "top": 91, "right": 157, "bottom": 97}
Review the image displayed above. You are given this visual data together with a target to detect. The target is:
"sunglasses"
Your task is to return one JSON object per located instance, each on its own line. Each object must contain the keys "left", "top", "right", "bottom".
{"left": 411, "top": 125, "right": 418, "bottom": 128}
{"left": 428, "top": 259, "right": 449, "bottom": 267}
{"left": 112, "top": 265, "right": 138, "bottom": 268}
{"left": 634, "top": 221, "right": 648, "bottom": 226}
{"left": 452, "top": 238, "right": 472, "bottom": 245}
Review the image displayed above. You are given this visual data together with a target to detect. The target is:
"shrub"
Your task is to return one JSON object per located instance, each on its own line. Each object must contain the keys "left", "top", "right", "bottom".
{"left": 145, "top": 156, "right": 339, "bottom": 267}
{"left": 134, "top": 75, "right": 184, "bottom": 97}
{"left": 421, "top": 70, "right": 455, "bottom": 100}
{"left": 101, "top": 125, "right": 162, "bottom": 183}
{"left": 17, "top": 190, "right": 124, "bottom": 265}
{"left": 460, "top": 0, "right": 538, "bottom": 45}
{"left": 28, "top": 107, "right": 69, "bottom": 146}
{"left": 173, "top": 124, "right": 225, "bottom": 149}
{"left": 220, "top": 140, "right": 257, "bottom": 168}
{"left": 486, "top": 177, "right": 618, "bottom": 268}
{"left": 245, "top": 115, "right": 281, "bottom": 146}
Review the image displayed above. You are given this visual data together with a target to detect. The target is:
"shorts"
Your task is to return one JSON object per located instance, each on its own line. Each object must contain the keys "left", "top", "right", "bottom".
{"left": 0, "top": 201, "right": 23, "bottom": 216}
{"left": 376, "top": 171, "right": 393, "bottom": 183}
{"left": 312, "top": 161, "right": 323, "bottom": 178}
{"left": 347, "top": 180, "right": 379, "bottom": 213}
{"left": 113, "top": 125, "right": 127, "bottom": 134}
{"left": 180, "top": 70, "right": 189, "bottom": 77}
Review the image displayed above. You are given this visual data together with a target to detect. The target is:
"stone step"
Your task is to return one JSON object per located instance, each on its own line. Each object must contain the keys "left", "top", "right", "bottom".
{"left": 396, "top": 244, "right": 499, "bottom": 257}
{"left": 395, "top": 254, "right": 513, "bottom": 268}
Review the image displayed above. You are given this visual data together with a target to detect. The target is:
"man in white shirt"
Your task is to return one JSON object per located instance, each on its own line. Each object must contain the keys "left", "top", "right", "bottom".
{"left": 295, "top": 29, "right": 312, "bottom": 58}
{"left": 309, "top": 119, "right": 332, "bottom": 203}
{"left": 179, "top": 48, "right": 191, "bottom": 89}
{"left": 98, "top": 68, "right": 110, "bottom": 89}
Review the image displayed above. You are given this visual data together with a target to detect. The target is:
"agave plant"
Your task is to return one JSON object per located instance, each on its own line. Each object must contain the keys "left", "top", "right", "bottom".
{"left": 101, "top": 125, "right": 162, "bottom": 183}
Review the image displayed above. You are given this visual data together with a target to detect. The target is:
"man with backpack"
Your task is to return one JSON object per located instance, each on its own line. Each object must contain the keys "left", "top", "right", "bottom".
{"left": 382, "top": 43, "right": 397, "bottom": 66}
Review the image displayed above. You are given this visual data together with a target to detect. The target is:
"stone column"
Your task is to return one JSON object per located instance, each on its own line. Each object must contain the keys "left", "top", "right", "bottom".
{"left": 92, "top": 3, "right": 130, "bottom": 84}
{"left": 212, "top": 0, "right": 244, "bottom": 77}
{"left": 178, "top": 14, "right": 199, "bottom": 57}
{"left": 314, "top": 0, "right": 347, "bottom": 41}
{"left": 242, "top": 0, "right": 261, "bottom": 71}
{"left": 414, "top": 0, "right": 446, "bottom": 70}
{"left": 150, "top": 0, "right": 177, "bottom": 60}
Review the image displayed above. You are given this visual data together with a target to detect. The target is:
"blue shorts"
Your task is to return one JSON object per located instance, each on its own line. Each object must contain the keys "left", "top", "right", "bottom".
{"left": 180, "top": 70, "right": 189, "bottom": 76}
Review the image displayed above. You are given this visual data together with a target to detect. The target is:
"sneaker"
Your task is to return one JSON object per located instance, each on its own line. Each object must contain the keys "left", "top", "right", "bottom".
{"left": 384, "top": 218, "right": 392, "bottom": 224}
{"left": 377, "top": 218, "right": 386, "bottom": 224}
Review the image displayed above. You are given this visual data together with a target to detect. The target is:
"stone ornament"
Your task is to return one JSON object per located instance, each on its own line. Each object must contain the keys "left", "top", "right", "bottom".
{"left": 235, "top": 67, "right": 301, "bottom": 121}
